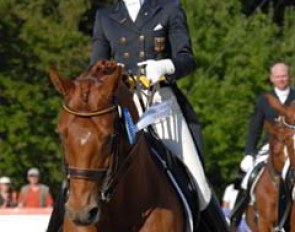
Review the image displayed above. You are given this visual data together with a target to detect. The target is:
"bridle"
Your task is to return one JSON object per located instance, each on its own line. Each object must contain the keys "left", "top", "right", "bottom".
{"left": 63, "top": 101, "right": 120, "bottom": 181}
{"left": 268, "top": 116, "right": 295, "bottom": 187}
{"left": 63, "top": 104, "right": 118, "bottom": 118}
{"left": 62, "top": 88, "right": 137, "bottom": 203}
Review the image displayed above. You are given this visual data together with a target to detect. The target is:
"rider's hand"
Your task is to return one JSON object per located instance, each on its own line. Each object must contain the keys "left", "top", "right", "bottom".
{"left": 240, "top": 155, "right": 254, "bottom": 172}
{"left": 137, "top": 59, "right": 175, "bottom": 84}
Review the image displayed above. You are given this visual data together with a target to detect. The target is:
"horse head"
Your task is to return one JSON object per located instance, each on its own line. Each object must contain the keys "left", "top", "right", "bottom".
{"left": 264, "top": 94, "right": 295, "bottom": 168}
{"left": 50, "top": 61, "right": 135, "bottom": 226}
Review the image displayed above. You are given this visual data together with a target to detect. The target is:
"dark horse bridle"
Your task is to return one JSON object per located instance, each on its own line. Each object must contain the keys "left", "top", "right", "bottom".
{"left": 61, "top": 73, "right": 141, "bottom": 203}
{"left": 63, "top": 70, "right": 141, "bottom": 202}
{"left": 277, "top": 116, "right": 295, "bottom": 185}
{"left": 267, "top": 116, "right": 295, "bottom": 183}
{"left": 62, "top": 97, "right": 130, "bottom": 202}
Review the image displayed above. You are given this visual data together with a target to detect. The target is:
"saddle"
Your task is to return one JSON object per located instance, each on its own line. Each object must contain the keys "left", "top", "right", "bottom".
{"left": 230, "top": 160, "right": 265, "bottom": 225}
{"left": 144, "top": 131, "right": 199, "bottom": 232}
{"left": 231, "top": 158, "right": 292, "bottom": 231}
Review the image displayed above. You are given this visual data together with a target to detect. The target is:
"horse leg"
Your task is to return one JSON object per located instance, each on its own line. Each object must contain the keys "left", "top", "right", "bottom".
{"left": 138, "top": 208, "right": 183, "bottom": 232}
{"left": 63, "top": 217, "right": 99, "bottom": 232}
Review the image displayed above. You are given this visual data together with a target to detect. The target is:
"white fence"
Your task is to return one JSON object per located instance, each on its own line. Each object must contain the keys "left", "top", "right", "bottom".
{"left": 0, "top": 208, "right": 52, "bottom": 232}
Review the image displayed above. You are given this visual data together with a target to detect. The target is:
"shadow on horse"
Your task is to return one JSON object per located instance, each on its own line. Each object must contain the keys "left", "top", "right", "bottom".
{"left": 48, "top": 61, "right": 188, "bottom": 232}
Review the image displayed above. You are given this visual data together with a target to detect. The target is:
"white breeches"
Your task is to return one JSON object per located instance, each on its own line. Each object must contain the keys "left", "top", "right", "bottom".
{"left": 133, "top": 87, "right": 211, "bottom": 210}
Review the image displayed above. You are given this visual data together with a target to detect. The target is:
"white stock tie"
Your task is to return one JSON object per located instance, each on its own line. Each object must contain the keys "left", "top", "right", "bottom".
{"left": 274, "top": 87, "right": 290, "bottom": 104}
{"left": 123, "top": 0, "right": 144, "bottom": 22}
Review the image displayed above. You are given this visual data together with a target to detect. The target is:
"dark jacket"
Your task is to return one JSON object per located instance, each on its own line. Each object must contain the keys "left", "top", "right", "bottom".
{"left": 90, "top": 0, "right": 195, "bottom": 82}
{"left": 244, "top": 89, "right": 295, "bottom": 156}
{"left": 90, "top": 0, "right": 204, "bottom": 156}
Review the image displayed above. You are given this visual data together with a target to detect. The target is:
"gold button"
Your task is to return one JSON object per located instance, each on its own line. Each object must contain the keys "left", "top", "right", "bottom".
{"left": 123, "top": 52, "right": 130, "bottom": 59}
{"left": 139, "top": 35, "right": 145, "bottom": 41}
{"left": 139, "top": 51, "right": 145, "bottom": 58}
{"left": 119, "top": 37, "right": 127, "bottom": 44}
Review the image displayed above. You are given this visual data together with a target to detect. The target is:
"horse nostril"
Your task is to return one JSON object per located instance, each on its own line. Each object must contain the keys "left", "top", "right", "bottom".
{"left": 88, "top": 207, "right": 99, "bottom": 222}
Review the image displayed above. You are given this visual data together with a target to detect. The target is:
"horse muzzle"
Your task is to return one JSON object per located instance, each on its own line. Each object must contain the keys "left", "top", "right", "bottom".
{"left": 65, "top": 203, "right": 101, "bottom": 226}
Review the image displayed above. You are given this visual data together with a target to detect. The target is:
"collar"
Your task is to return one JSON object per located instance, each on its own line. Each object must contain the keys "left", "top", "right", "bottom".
{"left": 122, "top": 0, "right": 144, "bottom": 6}
{"left": 274, "top": 87, "right": 290, "bottom": 97}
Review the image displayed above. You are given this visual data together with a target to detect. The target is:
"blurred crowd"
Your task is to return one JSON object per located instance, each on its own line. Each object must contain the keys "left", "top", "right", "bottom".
{"left": 0, "top": 167, "right": 53, "bottom": 209}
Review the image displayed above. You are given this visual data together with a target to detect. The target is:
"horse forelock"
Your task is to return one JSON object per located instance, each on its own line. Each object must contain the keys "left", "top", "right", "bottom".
{"left": 57, "top": 60, "right": 139, "bottom": 134}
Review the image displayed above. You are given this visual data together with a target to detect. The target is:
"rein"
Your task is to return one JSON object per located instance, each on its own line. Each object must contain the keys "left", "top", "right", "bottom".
{"left": 266, "top": 159, "right": 281, "bottom": 188}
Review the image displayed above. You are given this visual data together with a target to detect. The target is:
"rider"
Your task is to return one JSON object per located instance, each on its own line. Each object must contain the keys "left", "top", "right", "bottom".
{"left": 230, "top": 62, "right": 295, "bottom": 229}
{"left": 91, "top": 0, "right": 227, "bottom": 230}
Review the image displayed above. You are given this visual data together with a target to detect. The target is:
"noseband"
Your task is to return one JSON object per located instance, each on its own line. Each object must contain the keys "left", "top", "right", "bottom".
{"left": 62, "top": 75, "right": 139, "bottom": 203}
{"left": 63, "top": 104, "right": 118, "bottom": 118}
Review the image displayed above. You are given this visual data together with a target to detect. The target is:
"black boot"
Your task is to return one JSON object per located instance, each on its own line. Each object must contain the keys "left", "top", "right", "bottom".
{"left": 276, "top": 175, "right": 293, "bottom": 231}
{"left": 229, "top": 189, "right": 249, "bottom": 231}
{"left": 198, "top": 194, "right": 229, "bottom": 232}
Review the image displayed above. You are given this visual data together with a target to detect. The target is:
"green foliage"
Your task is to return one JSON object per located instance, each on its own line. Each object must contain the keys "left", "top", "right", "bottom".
{"left": 179, "top": 0, "right": 295, "bottom": 194}
{"left": 1, "top": 0, "right": 295, "bottom": 198}
{"left": 0, "top": 0, "right": 91, "bottom": 195}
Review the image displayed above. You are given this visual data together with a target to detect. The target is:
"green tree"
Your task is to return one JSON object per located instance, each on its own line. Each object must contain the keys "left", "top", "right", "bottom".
{"left": 180, "top": 0, "right": 295, "bottom": 193}
{"left": 1, "top": 0, "right": 295, "bottom": 198}
{"left": 0, "top": 0, "right": 91, "bottom": 194}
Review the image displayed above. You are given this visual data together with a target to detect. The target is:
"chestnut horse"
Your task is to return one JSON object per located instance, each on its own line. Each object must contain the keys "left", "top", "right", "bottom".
{"left": 263, "top": 94, "right": 295, "bottom": 232}
{"left": 245, "top": 94, "right": 290, "bottom": 232}
{"left": 49, "top": 61, "right": 184, "bottom": 232}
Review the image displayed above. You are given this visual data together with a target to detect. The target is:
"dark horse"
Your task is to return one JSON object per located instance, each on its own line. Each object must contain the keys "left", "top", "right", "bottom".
{"left": 264, "top": 94, "right": 295, "bottom": 232}
{"left": 244, "top": 94, "right": 290, "bottom": 232}
{"left": 49, "top": 61, "right": 185, "bottom": 232}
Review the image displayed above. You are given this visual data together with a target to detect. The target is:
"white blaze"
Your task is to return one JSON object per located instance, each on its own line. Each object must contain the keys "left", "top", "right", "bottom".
{"left": 80, "top": 132, "right": 92, "bottom": 146}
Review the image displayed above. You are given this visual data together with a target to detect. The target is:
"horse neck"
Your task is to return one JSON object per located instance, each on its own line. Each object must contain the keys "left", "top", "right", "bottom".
{"left": 116, "top": 81, "right": 139, "bottom": 123}
{"left": 115, "top": 80, "right": 140, "bottom": 163}
{"left": 110, "top": 133, "right": 168, "bottom": 208}
{"left": 268, "top": 140, "right": 286, "bottom": 173}
{"left": 101, "top": 101, "right": 180, "bottom": 227}
{"left": 115, "top": 82, "right": 162, "bottom": 190}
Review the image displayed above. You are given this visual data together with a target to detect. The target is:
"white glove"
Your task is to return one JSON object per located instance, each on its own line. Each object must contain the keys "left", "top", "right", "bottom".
{"left": 240, "top": 155, "right": 254, "bottom": 172}
{"left": 137, "top": 59, "right": 175, "bottom": 84}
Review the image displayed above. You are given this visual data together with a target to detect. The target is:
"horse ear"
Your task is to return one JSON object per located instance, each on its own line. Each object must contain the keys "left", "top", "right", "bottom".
{"left": 49, "top": 66, "right": 74, "bottom": 96}
{"left": 101, "top": 64, "right": 123, "bottom": 94}
{"left": 89, "top": 61, "right": 104, "bottom": 78}
{"left": 264, "top": 94, "right": 288, "bottom": 117}
{"left": 264, "top": 120, "right": 277, "bottom": 136}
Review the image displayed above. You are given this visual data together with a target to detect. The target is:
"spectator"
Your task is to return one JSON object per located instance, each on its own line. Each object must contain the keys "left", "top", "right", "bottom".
{"left": 222, "top": 176, "right": 250, "bottom": 232}
{"left": 0, "top": 176, "right": 18, "bottom": 208}
{"left": 18, "top": 168, "right": 53, "bottom": 208}
{"left": 222, "top": 181, "right": 239, "bottom": 212}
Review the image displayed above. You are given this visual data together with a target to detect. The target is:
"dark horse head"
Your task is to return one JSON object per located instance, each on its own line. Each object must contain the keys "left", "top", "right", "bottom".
{"left": 264, "top": 94, "right": 295, "bottom": 162}
{"left": 49, "top": 61, "right": 137, "bottom": 226}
